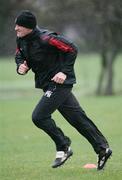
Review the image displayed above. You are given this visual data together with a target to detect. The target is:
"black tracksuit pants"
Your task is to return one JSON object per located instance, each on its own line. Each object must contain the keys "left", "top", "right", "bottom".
{"left": 32, "top": 84, "right": 109, "bottom": 154}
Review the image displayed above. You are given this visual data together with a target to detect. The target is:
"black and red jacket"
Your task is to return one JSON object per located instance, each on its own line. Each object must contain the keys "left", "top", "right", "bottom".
{"left": 15, "top": 27, "right": 78, "bottom": 89}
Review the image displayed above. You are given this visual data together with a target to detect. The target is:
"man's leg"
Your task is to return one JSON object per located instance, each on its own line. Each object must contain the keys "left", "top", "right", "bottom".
{"left": 32, "top": 86, "right": 73, "bottom": 167}
{"left": 32, "top": 86, "right": 72, "bottom": 151}
{"left": 58, "top": 91, "right": 109, "bottom": 153}
{"left": 58, "top": 91, "right": 112, "bottom": 169}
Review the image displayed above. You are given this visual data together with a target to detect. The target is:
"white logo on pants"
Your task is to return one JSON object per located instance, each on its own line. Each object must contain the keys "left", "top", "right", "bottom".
{"left": 44, "top": 90, "right": 53, "bottom": 98}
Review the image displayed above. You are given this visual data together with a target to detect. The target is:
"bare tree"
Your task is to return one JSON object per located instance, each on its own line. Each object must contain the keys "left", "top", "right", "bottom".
{"left": 94, "top": 0, "right": 122, "bottom": 95}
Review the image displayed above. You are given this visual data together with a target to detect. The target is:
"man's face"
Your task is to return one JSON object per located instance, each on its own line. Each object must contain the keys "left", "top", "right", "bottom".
{"left": 15, "top": 25, "right": 33, "bottom": 38}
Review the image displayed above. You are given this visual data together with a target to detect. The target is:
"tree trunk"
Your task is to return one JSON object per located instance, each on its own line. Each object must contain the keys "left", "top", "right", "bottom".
{"left": 104, "top": 49, "right": 118, "bottom": 95}
{"left": 96, "top": 53, "right": 106, "bottom": 95}
{"left": 96, "top": 48, "right": 118, "bottom": 95}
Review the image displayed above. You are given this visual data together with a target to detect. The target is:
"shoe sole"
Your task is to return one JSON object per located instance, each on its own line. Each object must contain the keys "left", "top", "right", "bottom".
{"left": 97, "top": 149, "right": 112, "bottom": 170}
{"left": 52, "top": 150, "right": 73, "bottom": 168}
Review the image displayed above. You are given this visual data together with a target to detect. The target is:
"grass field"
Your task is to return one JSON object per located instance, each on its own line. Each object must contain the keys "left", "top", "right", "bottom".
{"left": 0, "top": 55, "right": 122, "bottom": 180}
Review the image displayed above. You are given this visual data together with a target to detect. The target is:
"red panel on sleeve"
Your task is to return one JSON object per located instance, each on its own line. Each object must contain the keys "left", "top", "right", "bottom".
{"left": 49, "top": 37, "right": 74, "bottom": 52}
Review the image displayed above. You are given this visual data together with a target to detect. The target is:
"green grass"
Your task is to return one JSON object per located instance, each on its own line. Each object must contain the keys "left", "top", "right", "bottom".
{"left": 0, "top": 55, "right": 122, "bottom": 180}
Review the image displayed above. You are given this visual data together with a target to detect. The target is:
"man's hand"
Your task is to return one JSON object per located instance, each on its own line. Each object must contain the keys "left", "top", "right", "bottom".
{"left": 18, "top": 61, "right": 29, "bottom": 75}
{"left": 51, "top": 72, "right": 67, "bottom": 84}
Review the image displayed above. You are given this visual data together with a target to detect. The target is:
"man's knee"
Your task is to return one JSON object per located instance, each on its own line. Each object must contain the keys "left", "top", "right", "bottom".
{"left": 32, "top": 110, "right": 39, "bottom": 127}
{"left": 32, "top": 109, "right": 45, "bottom": 128}
{"left": 32, "top": 110, "right": 50, "bottom": 129}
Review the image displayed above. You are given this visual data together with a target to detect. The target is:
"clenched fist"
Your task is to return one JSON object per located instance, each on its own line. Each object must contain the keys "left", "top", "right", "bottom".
{"left": 51, "top": 72, "right": 67, "bottom": 84}
{"left": 18, "top": 61, "right": 29, "bottom": 75}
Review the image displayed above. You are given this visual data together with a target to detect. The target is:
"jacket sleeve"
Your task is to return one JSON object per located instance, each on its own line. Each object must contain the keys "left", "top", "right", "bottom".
{"left": 41, "top": 33, "right": 78, "bottom": 74}
{"left": 15, "top": 47, "right": 23, "bottom": 65}
{"left": 15, "top": 47, "right": 24, "bottom": 74}
{"left": 15, "top": 38, "right": 29, "bottom": 75}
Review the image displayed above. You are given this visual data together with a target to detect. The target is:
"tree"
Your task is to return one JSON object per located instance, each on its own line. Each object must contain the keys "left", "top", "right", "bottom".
{"left": 94, "top": 0, "right": 122, "bottom": 95}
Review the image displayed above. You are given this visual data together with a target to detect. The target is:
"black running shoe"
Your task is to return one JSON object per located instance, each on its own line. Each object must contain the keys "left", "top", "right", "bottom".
{"left": 97, "top": 148, "right": 112, "bottom": 170}
{"left": 52, "top": 147, "right": 73, "bottom": 168}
